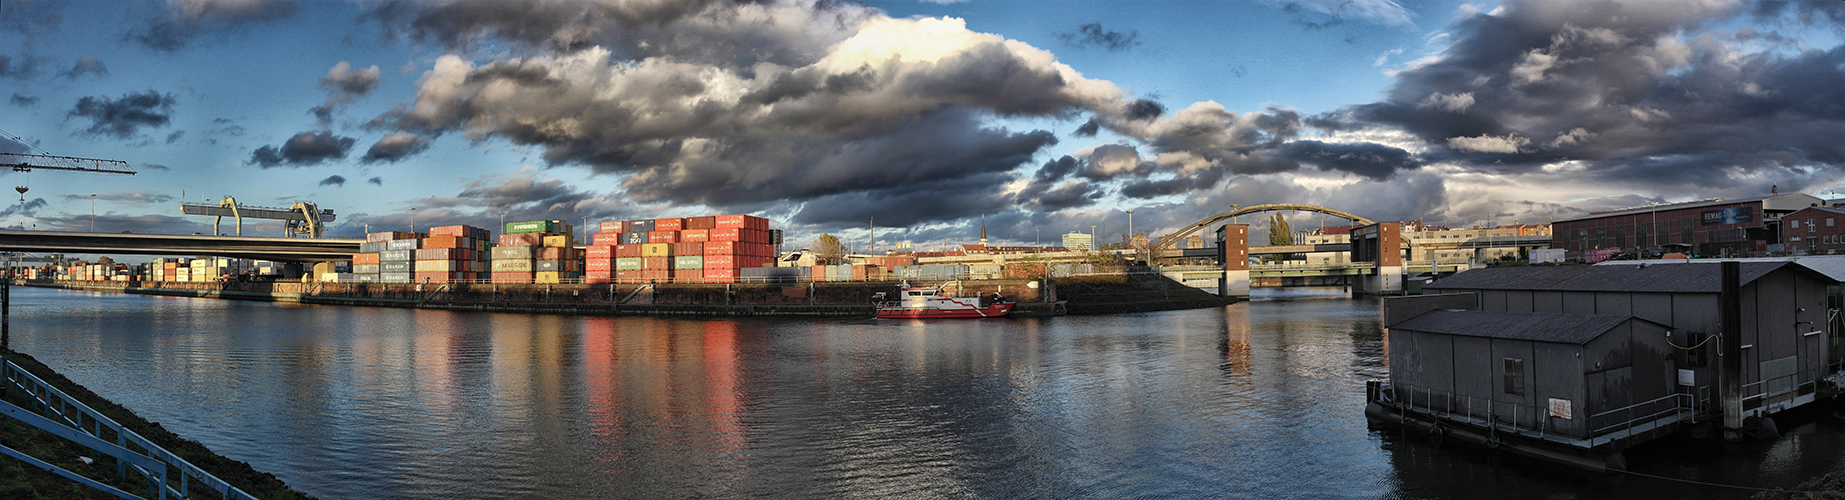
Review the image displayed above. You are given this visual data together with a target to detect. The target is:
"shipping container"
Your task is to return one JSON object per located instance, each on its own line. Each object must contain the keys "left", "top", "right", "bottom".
{"left": 384, "top": 239, "right": 421, "bottom": 251}
{"left": 709, "top": 227, "right": 742, "bottom": 242}
{"left": 499, "top": 233, "right": 544, "bottom": 246}
{"left": 422, "top": 236, "right": 472, "bottom": 249}
{"left": 426, "top": 225, "right": 471, "bottom": 237}
{"left": 616, "top": 244, "right": 642, "bottom": 258}
{"left": 703, "top": 267, "right": 735, "bottom": 283}
{"left": 359, "top": 241, "right": 389, "bottom": 253}
{"left": 381, "top": 249, "right": 414, "bottom": 262}
{"left": 412, "top": 272, "right": 469, "bottom": 283}
{"left": 353, "top": 253, "right": 381, "bottom": 265}
{"left": 642, "top": 256, "right": 671, "bottom": 270}
{"left": 492, "top": 246, "right": 535, "bottom": 260}
{"left": 616, "top": 258, "right": 643, "bottom": 271}
{"left": 415, "top": 248, "right": 473, "bottom": 260}
{"left": 505, "top": 220, "right": 564, "bottom": 234}
{"left": 640, "top": 243, "right": 672, "bottom": 257}
{"left": 679, "top": 229, "right": 709, "bottom": 242}
{"left": 599, "top": 220, "right": 627, "bottom": 234}
{"left": 381, "top": 261, "right": 414, "bottom": 273}
{"left": 414, "top": 260, "right": 472, "bottom": 272}
{"left": 674, "top": 255, "right": 704, "bottom": 270}
{"left": 586, "top": 245, "right": 614, "bottom": 258}
{"left": 352, "top": 264, "right": 381, "bottom": 274}
{"left": 654, "top": 218, "right": 684, "bottom": 231}
{"left": 542, "top": 235, "right": 572, "bottom": 248}
{"left": 536, "top": 271, "right": 582, "bottom": 284}
{"left": 627, "top": 220, "right": 655, "bottom": 232}
{"left": 366, "top": 231, "right": 422, "bottom": 243}
{"left": 590, "top": 233, "right": 622, "bottom": 246}
{"left": 586, "top": 259, "right": 613, "bottom": 271}
{"left": 536, "top": 247, "right": 579, "bottom": 260}
{"left": 492, "top": 259, "right": 535, "bottom": 272}
{"left": 380, "top": 272, "right": 413, "bottom": 283}
{"left": 648, "top": 231, "right": 679, "bottom": 243}
{"left": 535, "top": 260, "right": 582, "bottom": 272}
{"left": 706, "top": 254, "right": 735, "bottom": 269}
{"left": 491, "top": 272, "right": 534, "bottom": 284}
{"left": 620, "top": 232, "right": 648, "bottom": 245}
{"left": 615, "top": 270, "right": 643, "bottom": 283}
{"left": 686, "top": 216, "right": 717, "bottom": 230}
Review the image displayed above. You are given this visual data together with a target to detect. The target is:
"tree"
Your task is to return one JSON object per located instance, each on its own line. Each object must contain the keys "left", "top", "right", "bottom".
{"left": 813, "top": 233, "right": 845, "bottom": 265}
{"left": 1269, "top": 213, "right": 1294, "bottom": 246}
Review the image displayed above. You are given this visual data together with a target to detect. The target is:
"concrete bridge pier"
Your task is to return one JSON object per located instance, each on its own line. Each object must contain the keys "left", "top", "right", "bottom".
{"left": 1352, "top": 222, "right": 1405, "bottom": 296}
{"left": 1217, "top": 224, "right": 1250, "bottom": 298}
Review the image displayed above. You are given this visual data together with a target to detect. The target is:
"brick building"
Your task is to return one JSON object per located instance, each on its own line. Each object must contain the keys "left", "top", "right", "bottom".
{"left": 1783, "top": 206, "right": 1845, "bottom": 253}
{"left": 1550, "top": 193, "right": 1823, "bottom": 259}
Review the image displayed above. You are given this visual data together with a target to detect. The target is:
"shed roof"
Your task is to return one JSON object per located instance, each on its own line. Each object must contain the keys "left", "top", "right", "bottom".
{"left": 1594, "top": 256, "right": 1845, "bottom": 284}
{"left": 1551, "top": 192, "right": 1822, "bottom": 223}
{"left": 1392, "top": 310, "right": 1644, "bottom": 344}
{"left": 1425, "top": 262, "right": 1794, "bottom": 293}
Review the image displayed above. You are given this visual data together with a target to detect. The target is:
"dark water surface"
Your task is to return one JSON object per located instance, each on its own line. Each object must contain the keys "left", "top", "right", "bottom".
{"left": 7, "top": 286, "right": 1842, "bottom": 498}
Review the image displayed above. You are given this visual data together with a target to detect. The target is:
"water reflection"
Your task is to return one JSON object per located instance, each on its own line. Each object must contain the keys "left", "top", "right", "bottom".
{"left": 4, "top": 286, "right": 1841, "bottom": 499}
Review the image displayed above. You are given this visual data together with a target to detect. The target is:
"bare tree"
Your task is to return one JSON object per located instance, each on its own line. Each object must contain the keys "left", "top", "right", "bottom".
{"left": 814, "top": 233, "right": 845, "bottom": 265}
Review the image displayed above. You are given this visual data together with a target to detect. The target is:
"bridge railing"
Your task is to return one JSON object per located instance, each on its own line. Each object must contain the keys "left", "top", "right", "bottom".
{"left": 1, "top": 356, "right": 259, "bottom": 499}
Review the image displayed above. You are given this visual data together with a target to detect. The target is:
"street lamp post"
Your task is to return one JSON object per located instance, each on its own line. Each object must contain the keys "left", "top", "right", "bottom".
{"left": 1089, "top": 225, "right": 1096, "bottom": 252}
{"left": 1126, "top": 210, "right": 1135, "bottom": 258}
{"left": 499, "top": 212, "right": 507, "bottom": 230}
{"left": 89, "top": 194, "right": 95, "bottom": 232}
{"left": 582, "top": 216, "right": 588, "bottom": 244}
{"left": 410, "top": 208, "right": 417, "bottom": 232}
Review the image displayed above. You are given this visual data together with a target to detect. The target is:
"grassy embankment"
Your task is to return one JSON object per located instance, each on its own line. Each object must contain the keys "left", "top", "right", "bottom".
{"left": 0, "top": 349, "right": 311, "bottom": 499}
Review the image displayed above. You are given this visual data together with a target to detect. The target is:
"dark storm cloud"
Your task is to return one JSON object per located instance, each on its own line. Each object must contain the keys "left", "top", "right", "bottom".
{"left": 0, "top": 198, "right": 48, "bottom": 218}
{"left": 165, "top": 131, "right": 185, "bottom": 144}
{"left": 1055, "top": 23, "right": 1141, "bottom": 51}
{"left": 37, "top": 213, "right": 209, "bottom": 234}
{"left": 141, "top": 163, "right": 171, "bottom": 171}
{"left": 313, "top": 61, "right": 382, "bottom": 124}
{"left": 67, "top": 90, "right": 177, "bottom": 140}
{"left": 247, "top": 131, "right": 356, "bottom": 168}
{"left": 9, "top": 93, "right": 36, "bottom": 107}
{"left": 58, "top": 56, "right": 108, "bottom": 79}
{"left": 319, "top": 175, "right": 347, "bottom": 187}
{"left": 1318, "top": 0, "right": 1845, "bottom": 194}
{"left": 0, "top": 53, "right": 42, "bottom": 79}
{"left": 127, "top": 0, "right": 300, "bottom": 51}
{"left": 359, "top": 133, "right": 430, "bottom": 163}
{"left": 1276, "top": 141, "right": 1419, "bottom": 180}
{"left": 791, "top": 174, "right": 1016, "bottom": 227}
{"left": 368, "top": 177, "right": 383, "bottom": 186}
{"left": 1, "top": 0, "right": 62, "bottom": 38}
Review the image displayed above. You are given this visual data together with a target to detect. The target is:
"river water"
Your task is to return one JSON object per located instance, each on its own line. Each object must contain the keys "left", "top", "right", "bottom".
{"left": 5, "top": 286, "right": 1843, "bottom": 498}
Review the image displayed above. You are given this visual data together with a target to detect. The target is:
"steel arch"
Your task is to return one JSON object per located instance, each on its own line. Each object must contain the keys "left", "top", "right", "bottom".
{"left": 1155, "top": 203, "right": 1374, "bottom": 251}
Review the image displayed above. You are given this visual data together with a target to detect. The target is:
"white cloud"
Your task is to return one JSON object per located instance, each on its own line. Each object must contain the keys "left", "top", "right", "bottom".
{"left": 1416, "top": 92, "right": 1474, "bottom": 112}
{"left": 1447, "top": 134, "right": 1529, "bottom": 153}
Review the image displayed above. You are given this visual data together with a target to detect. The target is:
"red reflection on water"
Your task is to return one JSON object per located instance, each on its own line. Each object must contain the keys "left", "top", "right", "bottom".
{"left": 1224, "top": 304, "right": 1252, "bottom": 371}
{"left": 582, "top": 317, "right": 626, "bottom": 467}
{"left": 703, "top": 321, "right": 745, "bottom": 452}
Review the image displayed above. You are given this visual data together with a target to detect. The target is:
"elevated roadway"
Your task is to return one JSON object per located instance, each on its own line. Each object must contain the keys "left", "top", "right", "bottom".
{"left": 0, "top": 230, "right": 361, "bottom": 262}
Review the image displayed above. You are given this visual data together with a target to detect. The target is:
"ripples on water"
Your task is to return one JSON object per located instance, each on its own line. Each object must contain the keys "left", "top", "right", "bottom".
{"left": 7, "top": 286, "right": 1843, "bottom": 498}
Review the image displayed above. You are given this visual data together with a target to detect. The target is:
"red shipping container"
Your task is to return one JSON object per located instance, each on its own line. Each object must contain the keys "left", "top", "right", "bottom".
{"left": 367, "top": 231, "right": 423, "bottom": 243}
{"left": 499, "top": 233, "right": 544, "bottom": 246}
{"left": 591, "top": 233, "right": 622, "bottom": 246}
{"left": 414, "top": 272, "right": 469, "bottom": 284}
{"left": 490, "top": 272, "right": 533, "bottom": 284}
{"left": 709, "top": 228, "right": 741, "bottom": 242}
{"left": 680, "top": 229, "right": 710, "bottom": 242}
{"left": 648, "top": 231, "right": 679, "bottom": 243}
{"left": 427, "top": 225, "right": 470, "bottom": 237}
{"left": 654, "top": 218, "right": 685, "bottom": 231}
{"left": 422, "top": 236, "right": 464, "bottom": 249}
{"left": 703, "top": 240, "right": 733, "bottom": 254}
{"left": 686, "top": 216, "right": 717, "bottom": 230}
{"left": 714, "top": 215, "right": 747, "bottom": 229}
{"left": 704, "top": 267, "right": 735, "bottom": 283}
{"left": 616, "top": 244, "right": 643, "bottom": 258}
{"left": 673, "top": 269, "right": 704, "bottom": 282}
{"left": 672, "top": 242, "right": 704, "bottom": 255}
{"left": 585, "top": 276, "right": 611, "bottom": 284}
{"left": 352, "top": 253, "right": 381, "bottom": 265}
{"left": 640, "top": 256, "right": 669, "bottom": 269}
{"left": 615, "top": 270, "right": 643, "bottom": 283}
{"left": 537, "top": 247, "right": 579, "bottom": 260}
{"left": 586, "top": 259, "right": 613, "bottom": 271}
{"left": 586, "top": 245, "right": 614, "bottom": 258}
{"left": 642, "top": 269, "right": 671, "bottom": 281}
{"left": 587, "top": 269, "right": 613, "bottom": 277}
{"left": 599, "top": 220, "right": 627, "bottom": 234}
{"left": 705, "top": 254, "right": 735, "bottom": 268}
{"left": 811, "top": 265, "right": 827, "bottom": 280}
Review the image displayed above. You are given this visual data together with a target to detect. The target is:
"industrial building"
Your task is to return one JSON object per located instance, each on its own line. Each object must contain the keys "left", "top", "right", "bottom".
{"left": 1372, "top": 260, "right": 1843, "bottom": 470}
{"left": 1781, "top": 206, "right": 1845, "bottom": 253}
{"left": 1550, "top": 192, "right": 1824, "bottom": 261}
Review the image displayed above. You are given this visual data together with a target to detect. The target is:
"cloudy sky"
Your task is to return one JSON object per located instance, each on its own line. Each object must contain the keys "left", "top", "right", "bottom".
{"left": 3, "top": 0, "right": 1844, "bottom": 250}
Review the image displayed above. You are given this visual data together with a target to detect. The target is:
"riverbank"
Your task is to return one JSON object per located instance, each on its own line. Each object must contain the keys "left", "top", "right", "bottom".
{"left": 0, "top": 349, "right": 311, "bottom": 499}
{"left": 25, "top": 275, "right": 1234, "bottom": 317}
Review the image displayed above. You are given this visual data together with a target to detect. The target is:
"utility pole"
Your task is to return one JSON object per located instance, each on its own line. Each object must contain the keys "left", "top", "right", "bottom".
{"left": 89, "top": 194, "right": 96, "bottom": 232}
{"left": 1126, "top": 209, "right": 1135, "bottom": 258}
{"left": 869, "top": 217, "right": 875, "bottom": 255}
{"left": 410, "top": 207, "right": 417, "bottom": 232}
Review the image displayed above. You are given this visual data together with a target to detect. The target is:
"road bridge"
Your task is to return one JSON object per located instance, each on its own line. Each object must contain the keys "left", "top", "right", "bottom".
{"left": 0, "top": 230, "right": 361, "bottom": 262}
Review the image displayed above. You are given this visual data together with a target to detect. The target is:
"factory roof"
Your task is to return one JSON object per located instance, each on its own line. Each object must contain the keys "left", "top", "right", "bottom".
{"left": 1425, "top": 261, "right": 1806, "bottom": 293}
{"left": 1392, "top": 310, "right": 1655, "bottom": 345}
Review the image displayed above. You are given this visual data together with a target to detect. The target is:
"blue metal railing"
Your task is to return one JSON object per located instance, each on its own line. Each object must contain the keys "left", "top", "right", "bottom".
{"left": 1, "top": 357, "right": 259, "bottom": 499}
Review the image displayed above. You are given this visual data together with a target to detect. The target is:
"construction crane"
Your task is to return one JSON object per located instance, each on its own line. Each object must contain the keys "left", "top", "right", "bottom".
{"left": 179, "top": 197, "right": 336, "bottom": 238}
{"left": 1, "top": 152, "right": 138, "bottom": 201}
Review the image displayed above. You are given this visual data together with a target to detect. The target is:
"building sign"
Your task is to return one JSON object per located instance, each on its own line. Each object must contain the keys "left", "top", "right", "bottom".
{"left": 1548, "top": 398, "right": 1572, "bottom": 419}
{"left": 1701, "top": 207, "right": 1754, "bottom": 226}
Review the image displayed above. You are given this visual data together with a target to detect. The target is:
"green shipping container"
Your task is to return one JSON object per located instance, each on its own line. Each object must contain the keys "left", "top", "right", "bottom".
{"left": 674, "top": 255, "right": 704, "bottom": 270}
{"left": 381, "top": 261, "right": 413, "bottom": 273}
{"left": 505, "top": 220, "right": 563, "bottom": 234}
{"left": 492, "top": 246, "right": 535, "bottom": 260}
{"left": 616, "top": 258, "right": 643, "bottom": 271}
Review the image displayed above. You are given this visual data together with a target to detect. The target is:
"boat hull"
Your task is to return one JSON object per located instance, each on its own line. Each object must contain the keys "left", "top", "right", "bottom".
{"left": 876, "top": 303, "right": 1013, "bottom": 319}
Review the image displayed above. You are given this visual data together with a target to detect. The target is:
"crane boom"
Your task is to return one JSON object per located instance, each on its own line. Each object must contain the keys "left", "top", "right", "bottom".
{"left": 1, "top": 152, "right": 136, "bottom": 175}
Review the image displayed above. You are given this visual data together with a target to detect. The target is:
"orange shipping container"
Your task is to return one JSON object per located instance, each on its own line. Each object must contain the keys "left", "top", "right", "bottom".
{"left": 672, "top": 242, "right": 704, "bottom": 255}
{"left": 414, "top": 272, "right": 469, "bottom": 284}
{"left": 353, "top": 253, "right": 382, "bottom": 265}
{"left": 709, "top": 228, "right": 741, "bottom": 242}
{"left": 648, "top": 231, "right": 679, "bottom": 243}
{"left": 490, "top": 272, "right": 534, "bottom": 284}
{"left": 537, "top": 247, "right": 579, "bottom": 260}
{"left": 706, "top": 254, "right": 735, "bottom": 268}
{"left": 680, "top": 229, "right": 710, "bottom": 242}
{"left": 599, "top": 220, "right": 627, "bottom": 234}
{"left": 423, "top": 236, "right": 466, "bottom": 249}
{"left": 673, "top": 269, "right": 704, "bottom": 282}
{"left": 616, "top": 244, "right": 643, "bottom": 258}
{"left": 642, "top": 256, "right": 671, "bottom": 269}
{"left": 686, "top": 216, "right": 717, "bottom": 230}
{"left": 704, "top": 267, "right": 735, "bottom": 282}
{"left": 427, "top": 225, "right": 470, "bottom": 237}
{"left": 654, "top": 218, "right": 685, "bottom": 231}
{"left": 586, "top": 245, "right": 614, "bottom": 258}
{"left": 499, "top": 233, "right": 544, "bottom": 246}
{"left": 704, "top": 240, "right": 736, "bottom": 255}
{"left": 615, "top": 270, "right": 643, "bottom": 283}
{"left": 591, "top": 233, "right": 622, "bottom": 246}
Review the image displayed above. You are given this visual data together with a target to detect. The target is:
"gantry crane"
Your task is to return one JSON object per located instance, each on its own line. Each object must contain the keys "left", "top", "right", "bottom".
{"left": 1, "top": 152, "right": 138, "bottom": 201}
{"left": 179, "top": 197, "right": 336, "bottom": 238}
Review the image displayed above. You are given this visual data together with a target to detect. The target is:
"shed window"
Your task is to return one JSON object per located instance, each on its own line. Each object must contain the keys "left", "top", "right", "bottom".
{"left": 1830, "top": 218, "right": 1836, "bottom": 227}
{"left": 1503, "top": 358, "right": 1526, "bottom": 396}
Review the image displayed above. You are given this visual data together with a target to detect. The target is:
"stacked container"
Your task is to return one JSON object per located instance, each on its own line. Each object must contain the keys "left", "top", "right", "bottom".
{"left": 416, "top": 225, "right": 491, "bottom": 283}
{"left": 588, "top": 214, "right": 774, "bottom": 284}
{"left": 493, "top": 220, "right": 575, "bottom": 284}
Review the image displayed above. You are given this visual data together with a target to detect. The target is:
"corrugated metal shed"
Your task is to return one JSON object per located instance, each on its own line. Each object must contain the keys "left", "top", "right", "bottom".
{"left": 1425, "top": 262, "right": 1791, "bottom": 293}
{"left": 1594, "top": 256, "right": 1845, "bottom": 284}
{"left": 1392, "top": 310, "right": 1642, "bottom": 344}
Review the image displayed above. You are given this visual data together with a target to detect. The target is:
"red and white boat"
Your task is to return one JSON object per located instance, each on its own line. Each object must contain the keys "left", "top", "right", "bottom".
{"left": 876, "top": 285, "right": 1013, "bottom": 319}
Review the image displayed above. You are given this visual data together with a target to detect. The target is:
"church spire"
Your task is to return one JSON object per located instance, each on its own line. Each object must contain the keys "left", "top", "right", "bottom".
{"left": 979, "top": 215, "right": 988, "bottom": 246}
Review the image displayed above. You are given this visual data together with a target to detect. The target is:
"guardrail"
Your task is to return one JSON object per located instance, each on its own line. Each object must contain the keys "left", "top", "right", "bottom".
{"left": 1386, "top": 382, "right": 1701, "bottom": 449}
{"left": 1, "top": 357, "right": 257, "bottom": 499}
